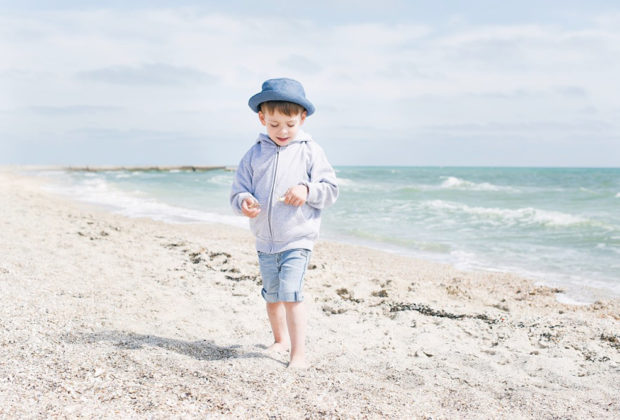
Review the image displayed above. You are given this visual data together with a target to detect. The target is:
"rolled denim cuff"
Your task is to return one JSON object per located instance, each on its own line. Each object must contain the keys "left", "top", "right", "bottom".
{"left": 261, "top": 288, "right": 304, "bottom": 303}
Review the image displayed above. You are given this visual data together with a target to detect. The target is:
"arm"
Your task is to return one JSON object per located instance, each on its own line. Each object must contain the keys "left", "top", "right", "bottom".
{"left": 230, "top": 150, "right": 260, "bottom": 217}
{"left": 303, "top": 143, "right": 339, "bottom": 209}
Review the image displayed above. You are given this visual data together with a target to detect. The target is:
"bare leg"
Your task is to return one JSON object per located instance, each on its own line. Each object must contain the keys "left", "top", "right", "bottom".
{"left": 266, "top": 302, "right": 290, "bottom": 352}
{"left": 284, "top": 301, "right": 308, "bottom": 368}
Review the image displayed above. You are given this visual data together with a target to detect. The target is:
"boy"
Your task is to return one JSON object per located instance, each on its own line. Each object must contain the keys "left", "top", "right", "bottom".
{"left": 230, "top": 78, "right": 338, "bottom": 368}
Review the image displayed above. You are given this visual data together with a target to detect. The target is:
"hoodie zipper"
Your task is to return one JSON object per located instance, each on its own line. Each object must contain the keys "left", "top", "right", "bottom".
{"left": 267, "top": 146, "right": 280, "bottom": 252}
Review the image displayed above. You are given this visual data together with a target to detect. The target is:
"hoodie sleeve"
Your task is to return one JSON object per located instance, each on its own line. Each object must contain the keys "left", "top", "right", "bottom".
{"left": 304, "top": 143, "right": 339, "bottom": 209}
{"left": 230, "top": 148, "right": 256, "bottom": 215}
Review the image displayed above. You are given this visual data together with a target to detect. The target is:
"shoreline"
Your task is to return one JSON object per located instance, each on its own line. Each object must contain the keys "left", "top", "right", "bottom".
{"left": 25, "top": 165, "right": 617, "bottom": 305}
{"left": 1, "top": 167, "right": 619, "bottom": 418}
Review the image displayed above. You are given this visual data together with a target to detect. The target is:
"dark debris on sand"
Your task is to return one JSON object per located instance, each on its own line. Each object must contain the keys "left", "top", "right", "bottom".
{"left": 389, "top": 302, "right": 498, "bottom": 324}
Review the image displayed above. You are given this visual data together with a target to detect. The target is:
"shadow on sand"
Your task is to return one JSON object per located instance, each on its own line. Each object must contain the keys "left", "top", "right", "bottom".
{"left": 63, "top": 330, "right": 283, "bottom": 364}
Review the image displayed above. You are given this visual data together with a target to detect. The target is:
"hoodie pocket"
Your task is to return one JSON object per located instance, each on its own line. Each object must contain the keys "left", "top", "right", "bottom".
{"left": 271, "top": 202, "right": 315, "bottom": 242}
{"left": 249, "top": 210, "right": 270, "bottom": 240}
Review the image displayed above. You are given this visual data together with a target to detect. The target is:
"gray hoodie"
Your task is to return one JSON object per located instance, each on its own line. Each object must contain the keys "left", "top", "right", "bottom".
{"left": 230, "top": 130, "right": 338, "bottom": 253}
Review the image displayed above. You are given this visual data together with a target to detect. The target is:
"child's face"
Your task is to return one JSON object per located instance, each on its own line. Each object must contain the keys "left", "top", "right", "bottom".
{"left": 258, "top": 108, "right": 306, "bottom": 146}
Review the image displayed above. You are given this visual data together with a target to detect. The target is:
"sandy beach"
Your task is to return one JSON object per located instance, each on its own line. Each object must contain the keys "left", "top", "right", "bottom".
{"left": 0, "top": 168, "right": 618, "bottom": 419}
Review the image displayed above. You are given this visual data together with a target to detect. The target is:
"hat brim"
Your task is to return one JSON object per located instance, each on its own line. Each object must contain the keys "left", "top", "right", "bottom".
{"left": 248, "top": 91, "right": 315, "bottom": 116}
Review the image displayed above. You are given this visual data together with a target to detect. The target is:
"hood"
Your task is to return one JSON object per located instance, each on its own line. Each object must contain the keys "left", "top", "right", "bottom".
{"left": 257, "top": 130, "right": 313, "bottom": 147}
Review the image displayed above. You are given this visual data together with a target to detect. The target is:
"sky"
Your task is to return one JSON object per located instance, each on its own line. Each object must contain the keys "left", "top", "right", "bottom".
{"left": 1, "top": 0, "right": 619, "bottom": 167}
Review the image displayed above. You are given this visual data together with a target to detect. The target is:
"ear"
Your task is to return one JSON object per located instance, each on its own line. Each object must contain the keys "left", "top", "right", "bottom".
{"left": 258, "top": 111, "right": 267, "bottom": 126}
{"left": 299, "top": 111, "right": 307, "bottom": 125}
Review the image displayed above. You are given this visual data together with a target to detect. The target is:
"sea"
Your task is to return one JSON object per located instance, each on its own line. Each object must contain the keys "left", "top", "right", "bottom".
{"left": 34, "top": 167, "right": 620, "bottom": 304}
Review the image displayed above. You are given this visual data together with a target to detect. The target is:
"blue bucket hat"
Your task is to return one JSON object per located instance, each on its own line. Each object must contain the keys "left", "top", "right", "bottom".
{"left": 248, "top": 78, "right": 315, "bottom": 116}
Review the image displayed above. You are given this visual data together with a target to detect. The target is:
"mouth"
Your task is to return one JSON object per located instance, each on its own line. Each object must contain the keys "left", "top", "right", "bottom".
{"left": 277, "top": 137, "right": 289, "bottom": 143}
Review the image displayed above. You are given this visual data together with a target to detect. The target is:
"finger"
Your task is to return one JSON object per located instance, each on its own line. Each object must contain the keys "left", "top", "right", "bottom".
{"left": 246, "top": 199, "right": 261, "bottom": 210}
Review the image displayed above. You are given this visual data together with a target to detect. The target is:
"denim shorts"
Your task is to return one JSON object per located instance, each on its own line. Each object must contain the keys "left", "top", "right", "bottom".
{"left": 257, "top": 248, "right": 311, "bottom": 303}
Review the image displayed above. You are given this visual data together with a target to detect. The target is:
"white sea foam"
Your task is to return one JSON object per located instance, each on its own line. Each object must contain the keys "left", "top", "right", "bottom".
{"left": 208, "top": 174, "right": 234, "bottom": 186}
{"left": 335, "top": 177, "right": 355, "bottom": 186}
{"left": 555, "top": 294, "right": 591, "bottom": 305}
{"left": 439, "top": 176, "right": 516, "bottom": 192}
{"left": 396, "top": 176, "right": 518, "bottom": 193}
{"left": 45, "top": 176, "right": 248, "bottom": 229}
{"left": 578, "top": 187, "right": 597, "bottom": 194}
{"left": 334, "top": 176, "right": 374, "bottom": 193}
{"left": 448, "top": 250, "right": 610, "bottom": 305}
{"left": 449, "top": 249, "right": 480, "bottom": 270}
{"left": 422, "top": 200, "right": 589, "bottom": 227}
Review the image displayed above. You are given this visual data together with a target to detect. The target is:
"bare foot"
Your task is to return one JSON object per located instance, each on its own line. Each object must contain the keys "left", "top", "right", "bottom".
{"left": 266, "top": 342, "right": 290, "bottom": 353}
{"left": 287, "top": 358, "right": 309, "bottom": 369}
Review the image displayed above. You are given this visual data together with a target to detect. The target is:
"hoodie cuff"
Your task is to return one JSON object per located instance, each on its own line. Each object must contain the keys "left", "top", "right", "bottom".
{"left": 234, "top": 192, "right": 254, "bottom": 214}
{"left": 300, "top": 182, "right": 317, "bottom": 204}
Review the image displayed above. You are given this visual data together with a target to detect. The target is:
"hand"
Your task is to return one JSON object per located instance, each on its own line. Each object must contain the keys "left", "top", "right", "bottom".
{"left": 283, "top": 184, "right": 308, "bottom": 207}
{"left": 241, "top": 197, "right": 261, "bottom": 218}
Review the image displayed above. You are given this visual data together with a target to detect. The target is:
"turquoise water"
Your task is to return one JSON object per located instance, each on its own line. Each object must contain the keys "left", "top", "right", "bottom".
{"left": 39, "top": 167, "right": 620, "bottom": 302}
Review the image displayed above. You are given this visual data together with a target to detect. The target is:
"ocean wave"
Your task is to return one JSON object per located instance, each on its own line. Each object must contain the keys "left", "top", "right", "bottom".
{"left": 335, "top": 177, "right": 355, "bottom": 187}
{"left": 208, "top": 174, "right": 234, "bottom": 186}
{"left": 579, "top": 187, "right": 597, "bottom": 194}
{"left": 422, "top": 200, "right": 590, "bottom": 227}
{"left": 45, "top": 176, "right": 247, "bottom": 228}
{"left": 334, "top": 177, "right": 380, "bottom": 193}
{"left": 398, "top": 177, "right": 518, "bottom": 193}
{"left": 439, "top": 176, "right": 516, "bottom": 192}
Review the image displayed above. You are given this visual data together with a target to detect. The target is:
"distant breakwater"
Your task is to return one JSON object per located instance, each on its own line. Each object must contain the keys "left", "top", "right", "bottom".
{"left": 64, "top": 166, "right": 235, "bottom": 172}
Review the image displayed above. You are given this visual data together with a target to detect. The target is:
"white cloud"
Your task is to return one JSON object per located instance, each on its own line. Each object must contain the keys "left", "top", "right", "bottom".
{"left": 27, "top": 105, "right": 124, "bottom": 114}
{"left": 1, "top": 8, "right": 619, "bottom": 165}
{"left": 278, "top": 54, "right": 323, "bottom": 75}
{"left": 77, "top": 63, "right": 216, "bottom": 85}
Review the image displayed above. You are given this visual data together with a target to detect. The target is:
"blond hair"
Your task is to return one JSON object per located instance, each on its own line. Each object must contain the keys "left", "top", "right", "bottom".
{"left": 259, "top": 101, "right": 306, "bottom": 116}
